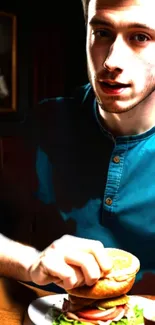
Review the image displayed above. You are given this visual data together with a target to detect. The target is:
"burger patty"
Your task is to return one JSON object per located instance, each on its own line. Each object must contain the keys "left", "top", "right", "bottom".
{"left": 63, "top": 294, "right": 129, "bottom": 312}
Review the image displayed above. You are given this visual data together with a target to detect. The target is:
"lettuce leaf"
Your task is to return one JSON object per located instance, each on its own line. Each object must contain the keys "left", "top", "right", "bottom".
{"left": 111, "top": 305, "right": 144, "bottom": 325}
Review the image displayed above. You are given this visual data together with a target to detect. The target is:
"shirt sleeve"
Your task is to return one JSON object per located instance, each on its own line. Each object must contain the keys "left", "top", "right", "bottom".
{"left": 35, "top": 146, "right": 56, "bottom": 204}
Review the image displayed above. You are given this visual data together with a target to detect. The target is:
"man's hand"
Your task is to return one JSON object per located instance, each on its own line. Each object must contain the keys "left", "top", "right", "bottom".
{"left": 29, "top": 235, "right": 112, "bottom": 290}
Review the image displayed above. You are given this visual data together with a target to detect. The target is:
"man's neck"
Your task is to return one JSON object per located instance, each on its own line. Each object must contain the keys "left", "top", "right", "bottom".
{"left": 98, "top": 98, "right": 155, "bottom": 137}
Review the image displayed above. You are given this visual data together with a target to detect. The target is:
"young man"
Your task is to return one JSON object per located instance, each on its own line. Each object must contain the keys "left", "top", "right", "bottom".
{"left": 34, "top": 0, "right": 155, "bottom": 291}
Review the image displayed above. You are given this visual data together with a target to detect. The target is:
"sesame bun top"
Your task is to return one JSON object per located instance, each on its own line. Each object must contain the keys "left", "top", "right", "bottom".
{"left": 67, "top": 248, "right": 140, "bottom": 299}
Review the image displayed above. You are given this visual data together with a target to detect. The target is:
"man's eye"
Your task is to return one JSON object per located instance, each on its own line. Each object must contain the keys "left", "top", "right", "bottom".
{"left": 131, "top": 34, "right": 150, "bottom": 42}
{"left": 93, "top": 30, "right": 112, "bottom": 38}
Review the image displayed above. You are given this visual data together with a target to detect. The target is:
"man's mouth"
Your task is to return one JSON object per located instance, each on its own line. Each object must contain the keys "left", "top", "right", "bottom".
{"left": 99, "top": 81, "right": 131, "bottom": 95}
{"left": 101, "top": 81, "right": 130, "bottom": 88}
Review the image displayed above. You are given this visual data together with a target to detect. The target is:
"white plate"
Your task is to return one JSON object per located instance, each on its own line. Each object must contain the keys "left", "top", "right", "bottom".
{"left": 28, "top": 294, "right": 154, "bottom": 325}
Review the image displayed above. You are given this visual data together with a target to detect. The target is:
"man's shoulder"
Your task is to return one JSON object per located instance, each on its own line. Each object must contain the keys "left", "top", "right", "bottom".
{"left": 37, "top": 83, "right": 94, "bottom": 111}
{"left": 34, "top": 82, "right": 94, "bottom": 134}
{"left": 33, "top": 83, "right": 94, "bottom": 151}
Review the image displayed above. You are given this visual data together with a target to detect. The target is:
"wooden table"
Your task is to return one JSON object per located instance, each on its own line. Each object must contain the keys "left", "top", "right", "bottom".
{"left": 0, "top": 277, "right": 53, "bottom": 325}
{"left": 1, "top": 276, "right": 155, "bottom": 325}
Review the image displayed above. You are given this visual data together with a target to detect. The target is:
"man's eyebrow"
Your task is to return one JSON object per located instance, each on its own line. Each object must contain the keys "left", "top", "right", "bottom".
{"left": 129, "top": 23, "right": 155, "bottom": 32}
{"left": 89, "top": 17, "right": 155, "bottom": 32}
{"left": 89, "top": 17, "right": 114, "bottom": 28}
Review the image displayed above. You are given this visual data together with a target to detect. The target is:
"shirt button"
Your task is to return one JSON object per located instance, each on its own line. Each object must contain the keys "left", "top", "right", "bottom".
{"left": 113, "top": 156, "right": 120, "bottom": 163}
{"left": 105, "top": 197, "right": 113, "bottom": 206}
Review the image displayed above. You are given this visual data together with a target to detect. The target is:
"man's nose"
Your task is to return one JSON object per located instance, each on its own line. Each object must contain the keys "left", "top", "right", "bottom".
{"left": 103, "top": 36, "right": 128, "bottom": 72}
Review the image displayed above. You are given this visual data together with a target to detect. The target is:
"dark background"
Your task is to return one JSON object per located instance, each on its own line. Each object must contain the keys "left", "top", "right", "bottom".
{"left": 0, "top": 1, "right": 89, "bottom": 250}
{"left": 0, "top": 0, "right": 88, "bottom": 133}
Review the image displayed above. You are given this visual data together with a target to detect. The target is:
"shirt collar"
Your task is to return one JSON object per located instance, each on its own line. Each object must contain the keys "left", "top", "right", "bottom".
{"left": 93, "top": 98, "right": 155, "bottom": 143}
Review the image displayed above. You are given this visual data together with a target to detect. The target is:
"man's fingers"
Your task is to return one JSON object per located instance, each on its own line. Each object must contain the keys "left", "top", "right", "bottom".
{"left": 62, "top": 266, "right": 84, "bottom": 289}
{"left": 47, "top": 270, "right": 85, "bottom": 289}
{"left": 52, "top": 236, "right": 113, "bottom": 277}
{"left": 60, "top": 236, "right": 113, "bottom": 275}
{"left": 30, "top": 236, "right": 113, "bottom": 290}
{"left": 89, "top": 241, "right": 113, "bottom": 274}
{"left": 31, "top": 249, "right": 85, "bottom": 289}
{"left": 65, "top": 251, "right": 102, "bottom": 286}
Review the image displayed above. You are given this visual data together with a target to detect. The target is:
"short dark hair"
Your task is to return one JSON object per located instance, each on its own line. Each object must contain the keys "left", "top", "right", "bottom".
{"left": 81, "top": 0, "right": 90, "bottom": 20}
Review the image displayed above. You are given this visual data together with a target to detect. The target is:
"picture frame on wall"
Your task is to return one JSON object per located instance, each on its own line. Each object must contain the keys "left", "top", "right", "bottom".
{"left": 0, "top": 12, "right": 17, "bottom": 113}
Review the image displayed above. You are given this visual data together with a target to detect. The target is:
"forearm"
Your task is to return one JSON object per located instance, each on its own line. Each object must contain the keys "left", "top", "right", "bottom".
{"left": 0, "top": 234, "right": 40, "bottom": 281}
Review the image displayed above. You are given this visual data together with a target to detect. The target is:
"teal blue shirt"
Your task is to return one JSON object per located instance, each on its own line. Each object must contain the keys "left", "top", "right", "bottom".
{"left": 35, "top": 83, "right": 155, "bottom": 283}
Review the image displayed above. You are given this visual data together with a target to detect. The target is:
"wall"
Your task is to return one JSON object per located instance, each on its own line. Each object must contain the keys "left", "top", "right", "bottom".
{"left": 0, "top": 1, "right": 88, "bottom": 249}
{"left": 0, "top": 0, "right": 88, "bottom": 135}
{"left": 0, "top": 136, "right": 76, "bottom": 250}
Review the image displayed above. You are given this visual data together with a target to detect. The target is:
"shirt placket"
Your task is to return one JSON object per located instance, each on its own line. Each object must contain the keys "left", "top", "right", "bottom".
{"left": 102, "top": 140, "right": 128, "bottom": 219}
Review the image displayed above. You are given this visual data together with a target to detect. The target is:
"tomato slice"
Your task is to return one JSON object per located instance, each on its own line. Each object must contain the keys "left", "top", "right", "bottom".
{"left": 77, "top": 306, "right": 124, "bottom": 321}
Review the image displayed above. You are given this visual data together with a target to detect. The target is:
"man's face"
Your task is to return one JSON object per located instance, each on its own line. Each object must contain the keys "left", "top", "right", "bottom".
{"left": 86, "top": 0, "right": 155, "bottom": 113}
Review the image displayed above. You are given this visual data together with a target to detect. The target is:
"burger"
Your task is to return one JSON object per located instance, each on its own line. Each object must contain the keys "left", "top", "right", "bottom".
{"left": 52, "top": 248, "right": 143, "bottom": 325}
